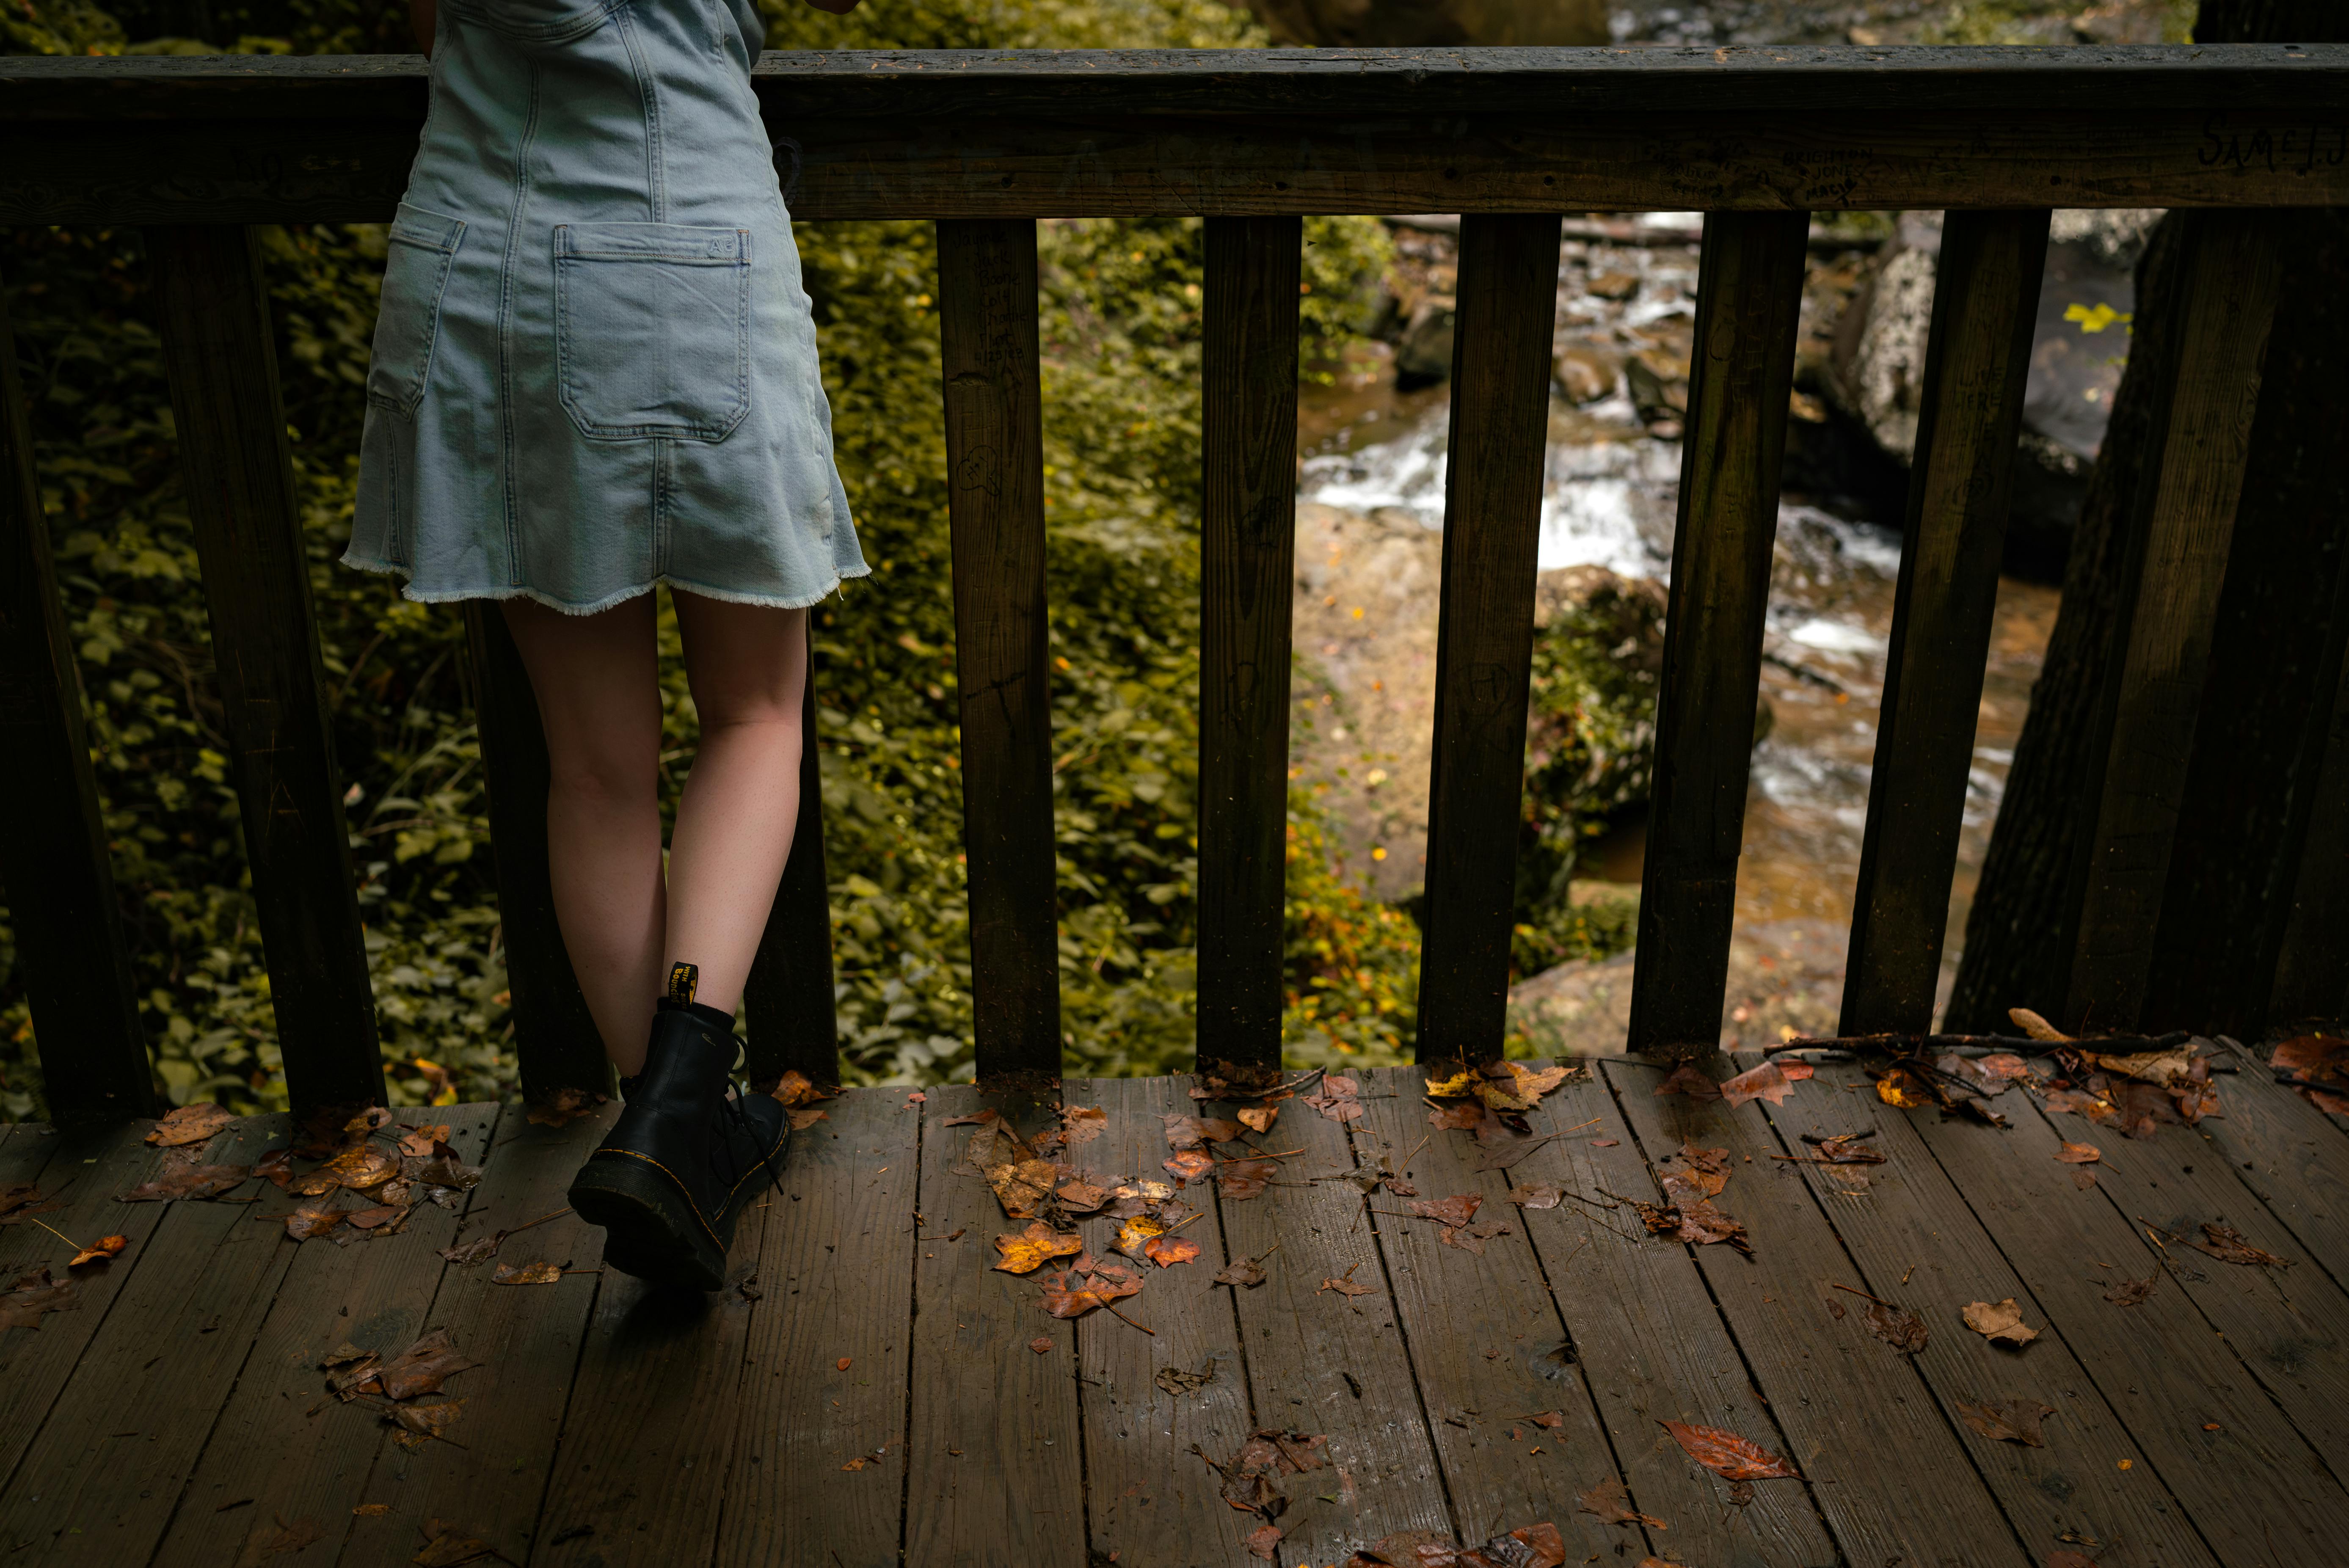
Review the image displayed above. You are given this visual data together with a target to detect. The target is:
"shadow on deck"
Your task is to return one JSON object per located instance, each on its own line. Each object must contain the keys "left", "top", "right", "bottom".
{"left": 3, "top": 1053, "right": 2347, "bottom": 1567}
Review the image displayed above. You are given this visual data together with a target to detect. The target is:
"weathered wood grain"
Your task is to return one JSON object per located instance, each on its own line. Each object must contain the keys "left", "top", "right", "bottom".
{"left": 1209, "top": 1069, "right": 1454, "bottom": 1560}
{"left": 0, "top": 278, "right": 152, "bottom": 1126}
{"left": 937, "top": 220, "right": 1061, "bottom": 1083}
{"left": 900, "top": 1083, "right": 1085, "bottom": 1567}
{"left": 744, "top": 618, "right": 840, "bottom": 1086}
{"left": 2189, "top": 1063, "right": 2349, "bottom": 1291}
{"left": 1066, "top": 1075, "right": 1258, "bottom": 1567}
{"left": 1841, "top": 209, "right": 2051, "bottom": 1036}
{"left": 2269, "top": 646, "right": 2349, "bottom": 1024}
{"left": 1505, "top": 1067, "right": 1840, "bottom": 1566}
{"left": 1197, "top": 215, "right": 1301, "bottom": 1072}
{"left": 1415, "top": 215, "right": 1564, "bottom": 1066}
{"left": 2065, "top": 211, "right": 2286, "bottom": 1031}
{"left": 148, "top": 223, "right": 382, "bottom": 1114}
{"left": 1627, "top": 211, "right": 1809, "bottom": 1057}
{"left": 0, "top": 1115, "right": 294, "bottom": 1566}
{"left": 716, "top": 1086, "right": 919, "bottom": 1568}
{"left": 334, "top": 1108, "right": 614, "bottom": 1568}
{"left": 464, "top": 605, "right": 609, "bottom": 1105}
{"left": 1910, "top": 1085, "right": 2349, "bottom": 1559}
{"left": 146, "top": 1105, "right": 501, "bottom": 1568}
{"left": 1605, "top": 1059, "right": 2033, "bottom": 1566}
{"left": 1350, "top": 1066, "right": 1633, "bottom": 1560}
{"left": 1758, "top": 1061, "right": 2220, "bottom": 1566}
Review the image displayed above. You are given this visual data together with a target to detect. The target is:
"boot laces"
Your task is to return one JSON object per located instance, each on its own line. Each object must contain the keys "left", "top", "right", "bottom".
{"left": 714, "top": 1079, "right": 789, "bottom": 1198}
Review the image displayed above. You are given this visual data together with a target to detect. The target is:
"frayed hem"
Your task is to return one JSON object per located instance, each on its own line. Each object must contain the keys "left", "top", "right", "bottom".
{"left": 338, "top": 555, "right": 873, "bottom": 617}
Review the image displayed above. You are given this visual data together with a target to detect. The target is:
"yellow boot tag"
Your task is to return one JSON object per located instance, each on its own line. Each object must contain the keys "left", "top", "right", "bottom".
{"left": 667, "top": 962, "right": 699, "bottom": 1006}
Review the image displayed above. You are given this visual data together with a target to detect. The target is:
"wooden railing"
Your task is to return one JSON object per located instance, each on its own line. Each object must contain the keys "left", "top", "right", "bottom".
{"left": 3, "top": 45, "right": 2346, "bottom": 1121}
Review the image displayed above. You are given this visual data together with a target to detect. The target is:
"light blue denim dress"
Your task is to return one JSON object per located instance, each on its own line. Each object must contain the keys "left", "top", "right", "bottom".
{"left": 345, "top": 0, "right": 867, "bottom": 613}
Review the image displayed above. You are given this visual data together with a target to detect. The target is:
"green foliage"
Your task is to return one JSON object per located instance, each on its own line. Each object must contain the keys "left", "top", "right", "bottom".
{"left": 1923, "top": 0, "right": 2194, "bottom": 43}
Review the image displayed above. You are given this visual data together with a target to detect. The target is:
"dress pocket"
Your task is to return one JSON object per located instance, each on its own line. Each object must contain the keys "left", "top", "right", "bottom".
{"left": 445, "top": 0, "right": 620, "bottom": 44}
{"left": 365, "top": 203, "right": 466, "bottom": 417}
{"left": 554, "top": 223, "right": 753, "bottom": 443}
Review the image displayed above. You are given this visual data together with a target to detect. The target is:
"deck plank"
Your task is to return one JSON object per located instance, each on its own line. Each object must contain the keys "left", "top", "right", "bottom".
{"left": 1209, "top": 1069, "right": 1454, "bottom": 1561}
{"left": 716, "top": 1085, "right": 921, "bottom": 1568}
{"left": 1606, "top": 1060, "right": 2034, "bottom": 1568}
{"left": 147, "top": 1105, "right": 502, "bottom": 1568}
{"left": 2014, "top": 1078, "right": 2349, "bottom": 1496}
{"left": 2181, "top": 1064, "right": 2349, "bottom": 1292}
{"left": 1506, "top": 1066, "right": 1840, "bottom": 1567}
{"left": 1909, "top": 1081, "right": 2349, "bottom": 1561}
{"left": 334, "top": 1108, "right": 613, "bottom": 1568}
{"left": 0, "top": 1122, "right": 167, "bottom": 1499}
{"left": 1350, "top": 1066, "right": 1629, "bottom": 1558}
{"left": 901, "top": 1083, "right": 1086, "bottom": 1568}
{"left": 1067, "top": 1075, "right": 1260, "bottom": 1567}
{"left": 0, "top": 1114, "right": 292, "bottom": 1565}
{"left": 1760, "top": 1062, "right": 2220, "bottom": 1566}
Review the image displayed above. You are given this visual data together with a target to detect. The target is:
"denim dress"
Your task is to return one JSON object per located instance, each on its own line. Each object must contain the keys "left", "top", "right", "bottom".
{"left": 345, "top": 0, "right": 868, "bottom": 613}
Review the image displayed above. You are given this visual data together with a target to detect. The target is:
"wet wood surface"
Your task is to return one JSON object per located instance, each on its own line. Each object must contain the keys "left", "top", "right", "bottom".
{"left": 6, "top": 1064, "right": 2349, "bottom": 1564}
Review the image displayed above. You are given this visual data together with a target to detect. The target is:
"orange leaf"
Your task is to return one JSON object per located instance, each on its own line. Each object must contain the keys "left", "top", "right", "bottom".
{"left": 145, "top": 1103, "right": 233, "bottom": 1148}
{"left": 491, "top": 1261, "right": 561, "bottom": 1285}
{"left": 993, "top": 1222, "right": 1084, "bottom": 1275}
{"left": 2054, "top": 1141, "right": 2101, "bottom": 1164}
{"left": 67, "top": 1235, "right": 128, "bottom": 1268}
{"left": 1658, "top": 1419, "right": 1800, "bottom": 1480}
{"left": 1039, "top": 1265, "right": 1144, "bottom": 1320}
{"left": 1141, "top": 1235, "right": 1202, "bottom": 1268}
{"left": 1720, "top": 1061, "right": 1798, "bottom": 1107}
{"left": 1237, "top": 1105, "right": 1277, "bottom": 1133}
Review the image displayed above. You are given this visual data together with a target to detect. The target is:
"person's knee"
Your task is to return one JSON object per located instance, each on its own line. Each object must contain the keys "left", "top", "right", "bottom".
{"left": 547, "top": 745, "right": 657, "bottom": 813}
{"left": 695, "top": 700, "right": 803, "bottom": 759}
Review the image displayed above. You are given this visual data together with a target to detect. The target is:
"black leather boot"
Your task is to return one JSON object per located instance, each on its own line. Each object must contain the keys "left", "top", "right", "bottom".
{"left": 567, "top": 965, "right": 789, "bottom": 1291}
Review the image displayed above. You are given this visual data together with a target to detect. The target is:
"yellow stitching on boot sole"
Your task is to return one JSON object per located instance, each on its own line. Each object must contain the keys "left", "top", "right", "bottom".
{"left": 585, "top": 1149, "right": 724, "bottom": 1252}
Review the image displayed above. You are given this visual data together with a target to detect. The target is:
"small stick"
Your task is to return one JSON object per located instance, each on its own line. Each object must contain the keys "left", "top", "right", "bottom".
{"left": 1213, "top": 1149, "right": 1303, "bottom": 1163}
{"left": 1399, "top": 1135, "right": 1430, "bottom": 1169}
{"left": 1831, "top": 1281, "right": 1894, "bottom": 1308}
{"left": 1100, "top": 1300, "right": 1155, "bottom": 1335}
{"left": 1556, "top": 1116, "right": 1602, "bottom": 1136}
{"left": 507, "top": 1207, "right": 572, "bottom": 1235}
{"left": 25, "top": 1215, "right": 85, "bottom": 1252}
{"left": 1164, "top": 1210, "right": 1205, "bottom": 1234}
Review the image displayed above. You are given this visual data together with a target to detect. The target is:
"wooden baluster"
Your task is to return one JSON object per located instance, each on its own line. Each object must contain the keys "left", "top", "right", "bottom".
{"left": 147, "top": 224, "right": 384, "bottom": 1113}
{"left": 0, "top": 267, "right": 154, "bottom": 1122}
{"left": 1840, "top": 209, "right": 2051, "bottom": 1036}
{"left": 2064, "top": 211, "right": 2285, "bottom": 1031}
{"left": 743, "top": 620, "right": 839, "bottom": 1085}
{"left": 462, "top": 604, "right": 610, "bottom": 1104}
{"left": 1198, "top": 215, "right": 1302, "bottom": 1071}
{"left": 935, "top": 219, "right": 1060, "bottom": 1085}
{"left": 1414, "top": 213, "right": 1564, "bottom": 1065}
{"left": 1626, "top": 209, "right": 1809, "bottom": 1059}
{"left": 2269, "top": 644, "right": 2349, "bottom": 1023}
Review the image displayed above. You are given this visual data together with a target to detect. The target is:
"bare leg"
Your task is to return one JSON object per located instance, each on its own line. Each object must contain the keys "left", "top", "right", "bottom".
{"left": 665, "top": 590, "right": 809, "bottom": 1016}
{"left": 500, "top": 594, "right": 666, "bottom": 1075}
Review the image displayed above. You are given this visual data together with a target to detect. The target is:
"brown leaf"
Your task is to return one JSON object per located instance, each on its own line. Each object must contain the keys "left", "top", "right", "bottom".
{"left": 526, "top": 1087, "right": 600, "bottom": 1128}
{"left": 1237, "top": 1105, "right": 1278, "bottom": 1133}
{"left": 1410, "top": 1194, "right": 1483, "bottom": 1229}
{"left": 1635, "top": 1560, "right": 1690, "bottom": 1568}
{"left": 1163, "top": 1150, "right": 1215, "bottom": 1185}
{"left": 1058, "top": 1105, "right": 1107, "bottom": 1146}
{"left": 1246, "top": 1524, "right": 1282, "bottom": 1560}
{"left": 2071, "top": 1168, "right": 2099, "bottom": 1189}
{"left": 1658, "top": 1143, "right": 1730, "bottom": 1203}
{"left": 1653, "top": 1065, "right": 1720, "bottom": 1101}
{"left": 66, "top": 1234, "right": 130, "bottom": 1269}
{"left": 1508, "top": 1184, "right": 1563, "bottom": 1210}
{"left": 1436, "top": 1220, "right": 1510, "bottom": 1255}
{"left": 320, "top": 1143, "right": 402, "bottom": 1192}
{"left": 777, "top": 1105, "right": 827, "bottom": 1133}
{"left": 1811, "top": 1134, "right": 1885, "bottom": 1165}
{"left": 0, "top": 1182, "right": 42, "bottom": 1218}
{"left": 1575, "top": 1476, "right": 1665, "bottom": 1528}
{"left": 2053, "top": 1141, "right": 2101, "bottom": 1165}
{"left": 352, "top": 1503, "right": 389, "bottom": 1516}
{"left": 1114, "top": 1216, "right": 1166, "bottom": 1259}
{"left": 1217, "top": 1158, "right": 1282, "bottom": 1201}
{"left": 2193, "top": 1223, "right": 2290, "bottom": 1268}
{"left": 1427, "top": 1103, "right": 1485, "bottom": 1131}
{"left": 994, "top": 1221, "right": 1084, "bottom": 1276}
{"left": 398, "top": 1126, "right": 451, "bottom": 1158}
{"left": 1303, "top": 1075, "right": 1364, "bottom": 1122}
{"left": 771, "top": 1069, "right": 835, "bottom": 1108}
{"left": 1163, "top": 1115, "right": 1243, "bottom": 1150}
{"left": 1039, "top": 1265, "right": 1144, "bottom": 1320}
{"left": 411, "top": 1518, "right": 496, "bottom": 1566}
{"left": 1054, "top": 1179, "right": 1108, "bottom": 1213}
{"left": 240, "top": 1513, "right": 325, "bottom": 1564}
{"left": 840, "top": 1456, "right": 868, "bottom": 1472}
{"left": 1143, "top": 1235, "right": 1202, "bottom": 1268}
{"left": 438, "top": 1230, "right": 507, "bottom": 1266}
{"left": 985, "top": 1156, "right": 1059, "bottom": 1221}
{"left": 1960, "top": 1298, "right": 2040, "bottom": 1347}
{"left": 284, "top": 1206, "right": 346, "bottom": 1242}
{"left": 2008, "top": 1007, "right": 2071, "bottom": 1042}
{"left": 389, "top": 1398, "right": 466, "bottom": 1450}
{"left": 346, "top": 1204, "right": 406, "bottom": 1232}
{"left": 120, "top": 1155, "right": 257, "bottom": 1203}
{"left": 1864, "top": 1301, "right": 1929, "bottom": 1355}
{"left": 941, "top": 1109, "right": 997, "bottom": 1127}
{"left": 2104, "top": 1273, "right": 2159, "bottom": 1307}
{"left": 1658, "top": 1419, "right": 1800, "bottom": 1480}
{"left": 1720, "top": 1061, "right": 1798, "bottom": 1108}
{"left": 0, "top": 1267, "right": 79, "bottom": 1330}
{"left": 1956, "top": 1398, "right": 2053, "bottom": 1447}
{"left": 147, "top": 1102, "right": 235, "bottom": 1148}
{"left": 376, "top": 1329, "right": 481, "bottom": 1400}
{"left": 491, "top": 1261, "right": 562, "bottom": 1285}
{"left": 253, "top": 1149, "right": 295, "bottom": 1190}
{"left": 1319, "top": 1270, "right": 1374, "bottom": 1298}
{"left": 1213, "top": 1255, "right": 1268, "bottom": 1288}
{"left": 1028, "top": 1337, "right": 1053, "bottom": 1353}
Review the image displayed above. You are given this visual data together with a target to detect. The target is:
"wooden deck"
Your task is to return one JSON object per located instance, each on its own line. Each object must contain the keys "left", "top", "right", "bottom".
{"left": 3, "top": 1053, "right": 2348, "bottom": 1567}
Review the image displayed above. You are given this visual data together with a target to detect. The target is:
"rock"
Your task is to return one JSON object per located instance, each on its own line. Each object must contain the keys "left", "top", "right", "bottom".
{"left": 1552, "top": 344, "right": 1620, "bottom": 405}
{"left": 1624, "top": 347, "right": 1689, "bottom": 422}
{"left": 1585, "top": 269, "right": 1640, "bottom": 301}
{"left": 1394, "top": 295, "right": 1456, "bottom": 389}
{"left": 1508, "top": 918, "right": 1850, "bottom": 1057}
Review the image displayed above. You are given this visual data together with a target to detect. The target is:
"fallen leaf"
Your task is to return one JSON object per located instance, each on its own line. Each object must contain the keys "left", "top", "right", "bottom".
{"left": 2072, "top": 1168, "right": 2099, "bottom": 1189}
{"left": 2104, "top": 1273, "right": 2159, "bottom": 1307}
{"left": 0, "top": 1267, "right": 79, "bottom": 1329}
{"left": 1163, "top": 1150, "right": 1215, "bottom": 1185}
{"left": 352, "top": 1503, "right": 389, "bottom": 1517}
{"left": 941, "top": 1109, "right": 997, "bottom": 1127}
{"left": 284, "top": 1206, "right": 345, "bottom": 1242}
{"left": 784, "top": 1106, "right": 829, "bottom": 1132}
{"left": 1636, "top": 1560, "right": 1690, "bottom": 1568}
{"left": 1957, "top": 1398, "right": 2053, "bottom": 1447}
{"left": 1237, "top": 1105, "right": 1277, "bottom": 1133}
{"left": 2008, "top": 1007, "right": 2071, "bottom": 1042}
{"left": 1653, "top": 1065, "right": 1720, "bottom": 1101}
{"left": 526, "top": 1087, "right": 599, "bottom": 1128}
{"left": 1591, "top": 1138, "right": 1619, "bottom": 1148}
{"left": 411, "top": 1517, "right": 496, "bottom": 1566}
{"left": 317, "top": 1142, "right": 401, "bottom": 1192}
{"left": 1410, "top": 1194, "right": 1483, "bottom": 1229}
{"left": 1530, "top": 1411, "right": 1563, "bottom": 1428}
{"left": 1055, "top": 1179, "right": 1108, "bottom": 1213}
{"left": 1810, "top": 1133, "right": 1885, "bottom": 1165}
{"left": 1319, "top": 1271, "right": 1374, "bottom": 1299}
{"left": 771, "top": 1069, "right": 835, "bottom": 1108}
{"left": 1961, "top": 1299, "right": 2040, "bottom": 1347}
{"left": 2054, "top": 1141, "right": 2101, "bottom": 1165}
{"left": 346, "top": 1205, "right": 405, "bottom": 1232}
{"left": 119, "top": 1157, "right": 253, "bottom": 1204}
{"left": 491, "top": 1261, "right": 561, "bottom": 1285}
{"left": 1213, "top": 1255, "right": 1268, "bottom": 1288}
{"left": 398, "top": 1125, "right": 451, "bottom": 1158}
{"left": 2193, "top": 1223, "right": 2290, "bottom": 1268}
{"left": 147, "top": 1102, "right": 234, "bottom": 1148}
{"left": 0, "top": 1182, "right": 41, "bottom": 1218}
{"left": 2047, "top": 1554, "right": 2098, "bottom": 1568}
{"left": 1576, "top": 1476, "right": 1665, "bottom": 1528}
{"left": 240, "top": 1513, "right": 324, "bottom": 1563}
{"left": 840, "top": 1456, "right": 868, "bottom": 1472}
{"left": 375, "top": 1329, "right": 481, "bottom": 1400}
{"left": 67, "top": 1234, "right": 129, "bottom": 1269}
{"left": 1426, "top": 1070, "right": 1478, "bottom": 1098}
{"left": 1436, "top": 1220, "right": 1511, "bottom": 1255}
{"left": 985, "top": 1157, "right": 1059, "bottom": 1221}
{"left": 1115, "top": 1216, "right": 1166, "bottom": 1259}
{"left": 389, "top": 1399, "right": 466, "bottom": 1450}
{"left": 1217, "top": 1158, "right": 1281, "bottom": 1201}
{"left": 1427, "top": 1103, "right": 1485, "bottom": 1131}
{"left": 2086, "top": 1048, "right": 2194, "bottom": 1085}
{"left": 1028, "top": 1337, "right": 1052, "bottom": 1353}
{"left": 994, "top": 1221, "right": 1084, "bottom": 1275}
{"left": 1156, "top": 1361, "right": 1216, "bottom": 1396}
{"left": 1875, "top": 1068, "right": 1938, "bottom": 1109}
{"left": 1143, "top": 1235, "right": 1202, "bottom": 1268}
{"left": 1657, "top": 1143, "right": 1730, "bottom": 1203}
{"left": 1865, "top": 1301, "right": 1929, "bottom": 1354}
{"left": 1246, "top": 1524, "right": 1282, "bottom": 1560}
{"left": 836, "top": 1356, "right": 853, "bottom": 1371}
{"left": 1163, "top": 1115, "right": 1243, "bottom": 1150}
{"left": 1302, "top": 1075, "right": 1365, "bottom": 1122}
{"left": 1039, "top": 1265, "right": 1144, "bottom": 1320}
{"left": 1508, "top": 1184, "right": 1563, "bottom": 1210}
{"left": 1720, "top": 1061, "right": 1798, "bottom": 1107}
{"left": 1658, "top": 1420, "right": 1799, "bottom": 1480}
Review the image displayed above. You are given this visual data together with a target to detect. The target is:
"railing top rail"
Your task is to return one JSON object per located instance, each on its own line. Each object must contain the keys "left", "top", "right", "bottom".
{"left": 1, "top": 43, "right": 2345, "bottom": 121}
